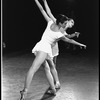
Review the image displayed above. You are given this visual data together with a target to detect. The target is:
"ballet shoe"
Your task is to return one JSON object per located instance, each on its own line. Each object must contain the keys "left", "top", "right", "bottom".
{"left": 55, "top": 83, "right": 61, "bottom": 89}
{"left": 46, "top": 88, "right": 56, "bottom": 96}
{"left": 19, "top": 89, "right": 27, "bottom": 100}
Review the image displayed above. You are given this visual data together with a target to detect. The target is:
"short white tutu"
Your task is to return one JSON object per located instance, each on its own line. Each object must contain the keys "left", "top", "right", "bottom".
{"left": 32, "top": 41, "right": 53, "bottom": 59}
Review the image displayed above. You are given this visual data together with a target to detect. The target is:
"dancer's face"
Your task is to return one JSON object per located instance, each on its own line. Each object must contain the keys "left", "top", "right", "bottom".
{"left": 60, "top": 19, "right": 74, "bottom": 30}
{"left": 59, "top": 19, "right": 74, "bottom": 31}
{"left": 67, "top": 20, "right": 74, "bottom": 28}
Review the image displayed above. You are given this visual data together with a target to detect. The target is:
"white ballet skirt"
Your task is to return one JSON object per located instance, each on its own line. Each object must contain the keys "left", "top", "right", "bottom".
{"left": 32, "top": 20, "right": 67, "bottom": 59}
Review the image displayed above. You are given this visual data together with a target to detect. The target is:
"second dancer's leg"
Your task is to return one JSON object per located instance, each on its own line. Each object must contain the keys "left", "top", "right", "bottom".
{"left": 43, "top": 60, "right": 56, "bottom": 95}
{"left": 47, "top": 58, "right": 60, "bottom": 89}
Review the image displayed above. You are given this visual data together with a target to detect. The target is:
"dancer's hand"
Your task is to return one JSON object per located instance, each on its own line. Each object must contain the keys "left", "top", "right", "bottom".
{"left": 75, "top": 32, "right": 80, "bottom": 38}
{"left": 80, "top": 44, "right": 86, "bottom": 49}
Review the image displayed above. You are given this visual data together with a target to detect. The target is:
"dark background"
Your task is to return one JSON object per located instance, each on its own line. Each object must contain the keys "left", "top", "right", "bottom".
{"left": 3, "top": 0, "right": 99, "bottom": 56}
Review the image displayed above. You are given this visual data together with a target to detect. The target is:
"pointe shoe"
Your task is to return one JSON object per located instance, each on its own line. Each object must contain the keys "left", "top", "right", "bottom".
{"left": 47, "top": 88, "right": 56, "bottom": 96}
{"left": 55, "top": 83, "right": 61, "bottom": 89}
{"left": 19, "top": 89, "right": 27, "bottom": 100}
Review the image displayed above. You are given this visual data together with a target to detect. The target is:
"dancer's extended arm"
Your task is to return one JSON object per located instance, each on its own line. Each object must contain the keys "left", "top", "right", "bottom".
{"left": 42, "top": 0, "right": 56, "bottom": 22}
{"left": 34, "top": 0, "right": 51, "bottom": 22}
{"left": 60, "top": 36, "right": 86, "bottom": 48}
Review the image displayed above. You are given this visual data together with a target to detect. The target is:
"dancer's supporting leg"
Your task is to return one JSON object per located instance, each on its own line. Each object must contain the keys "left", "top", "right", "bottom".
{"left": 53, "top": 56, "right": 61, "bottom": 88}
{"left": 47, "top": 58, "right": 60, "bottom": 89}
{"left": 43, "top": 60, "right": 56, "bottom": 94}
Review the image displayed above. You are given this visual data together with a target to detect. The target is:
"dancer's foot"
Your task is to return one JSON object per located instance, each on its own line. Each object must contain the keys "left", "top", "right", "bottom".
{"left": 55, "top": 82, "right": 61, "bottom": 89}
{"left": 47, "top": 88, "right": 56, "bottom": 96}
{"left": 19, "top": 89, "right": 27, "bottom": 100}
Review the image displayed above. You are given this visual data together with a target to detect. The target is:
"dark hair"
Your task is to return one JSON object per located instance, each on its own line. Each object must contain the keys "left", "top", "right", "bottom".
{"left": 56, "top": 14, "right": 72, "bottom": 25}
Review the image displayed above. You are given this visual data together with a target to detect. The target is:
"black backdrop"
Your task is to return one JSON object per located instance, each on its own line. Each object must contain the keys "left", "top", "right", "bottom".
{"left": 3, "top": 0, "right": 99, "bottom": 55}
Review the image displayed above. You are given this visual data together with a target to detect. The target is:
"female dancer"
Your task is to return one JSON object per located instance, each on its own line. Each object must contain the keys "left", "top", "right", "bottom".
{"left": 42, "top": 0, "right": 80, "bottom": 90}
{"left": 19, "top": 0, "right": 86, "bottom": 99}
{"left": 49, "top": 32, "right": 80, "bottom": 91}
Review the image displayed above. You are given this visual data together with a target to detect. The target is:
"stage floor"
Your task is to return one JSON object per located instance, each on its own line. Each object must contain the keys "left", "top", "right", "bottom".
{"left": 2, "top": 52, "right": 99, "bottom": 100}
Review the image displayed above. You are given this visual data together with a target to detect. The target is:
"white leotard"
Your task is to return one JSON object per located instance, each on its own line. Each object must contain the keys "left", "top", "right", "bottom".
{"left": 32, "top": 20, "right": 67, "bottom": 59}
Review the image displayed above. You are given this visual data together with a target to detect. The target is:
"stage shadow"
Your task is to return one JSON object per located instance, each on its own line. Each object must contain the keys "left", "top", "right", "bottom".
{"left": 40, "top": 87, "right": 60, "bottom": 100}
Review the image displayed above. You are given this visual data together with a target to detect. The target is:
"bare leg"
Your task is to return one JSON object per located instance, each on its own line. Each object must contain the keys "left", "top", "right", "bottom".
{"left": 53, "top": 56, "right": 60, "bottom": 88}
{"left": 20, "top": 51, "right": 47, "bottom": 100}
{"left": 43, "top": 61, "right": 56, "bottom": 90}
{"left": 43, "top": 61, "right": 56, "bottom": 95}
{"left": 47, "top": 58, "right": 60, "bottom": 88}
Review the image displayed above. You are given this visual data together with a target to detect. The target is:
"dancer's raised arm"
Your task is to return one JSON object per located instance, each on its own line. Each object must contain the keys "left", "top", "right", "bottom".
{"left": 42, "top": 0, "right": 56, "bottom": 22}
{"left": 34, "top": 0, "right": 51, "bottom": 22}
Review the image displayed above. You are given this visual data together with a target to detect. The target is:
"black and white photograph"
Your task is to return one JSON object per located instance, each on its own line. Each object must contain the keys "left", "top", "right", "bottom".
{"left": 2, "top": 0, "right": 99, "bottom": 100}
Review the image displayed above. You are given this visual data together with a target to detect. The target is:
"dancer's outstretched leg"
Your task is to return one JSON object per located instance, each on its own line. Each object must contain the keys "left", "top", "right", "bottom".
{"left": 20, "top": 51, "right": 47, "bottom": 100}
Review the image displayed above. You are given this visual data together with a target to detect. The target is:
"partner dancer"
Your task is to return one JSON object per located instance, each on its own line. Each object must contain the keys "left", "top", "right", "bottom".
{"left": 42, "top": 0, "right": 80, "bottom": 91}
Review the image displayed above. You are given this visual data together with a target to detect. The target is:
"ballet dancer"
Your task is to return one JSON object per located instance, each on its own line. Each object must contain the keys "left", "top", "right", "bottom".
{"left": 42, "top": 0, "right": 80, "bottom": 90}
{"left": 19, "top": 0, "right": 86, "bottom": 99}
